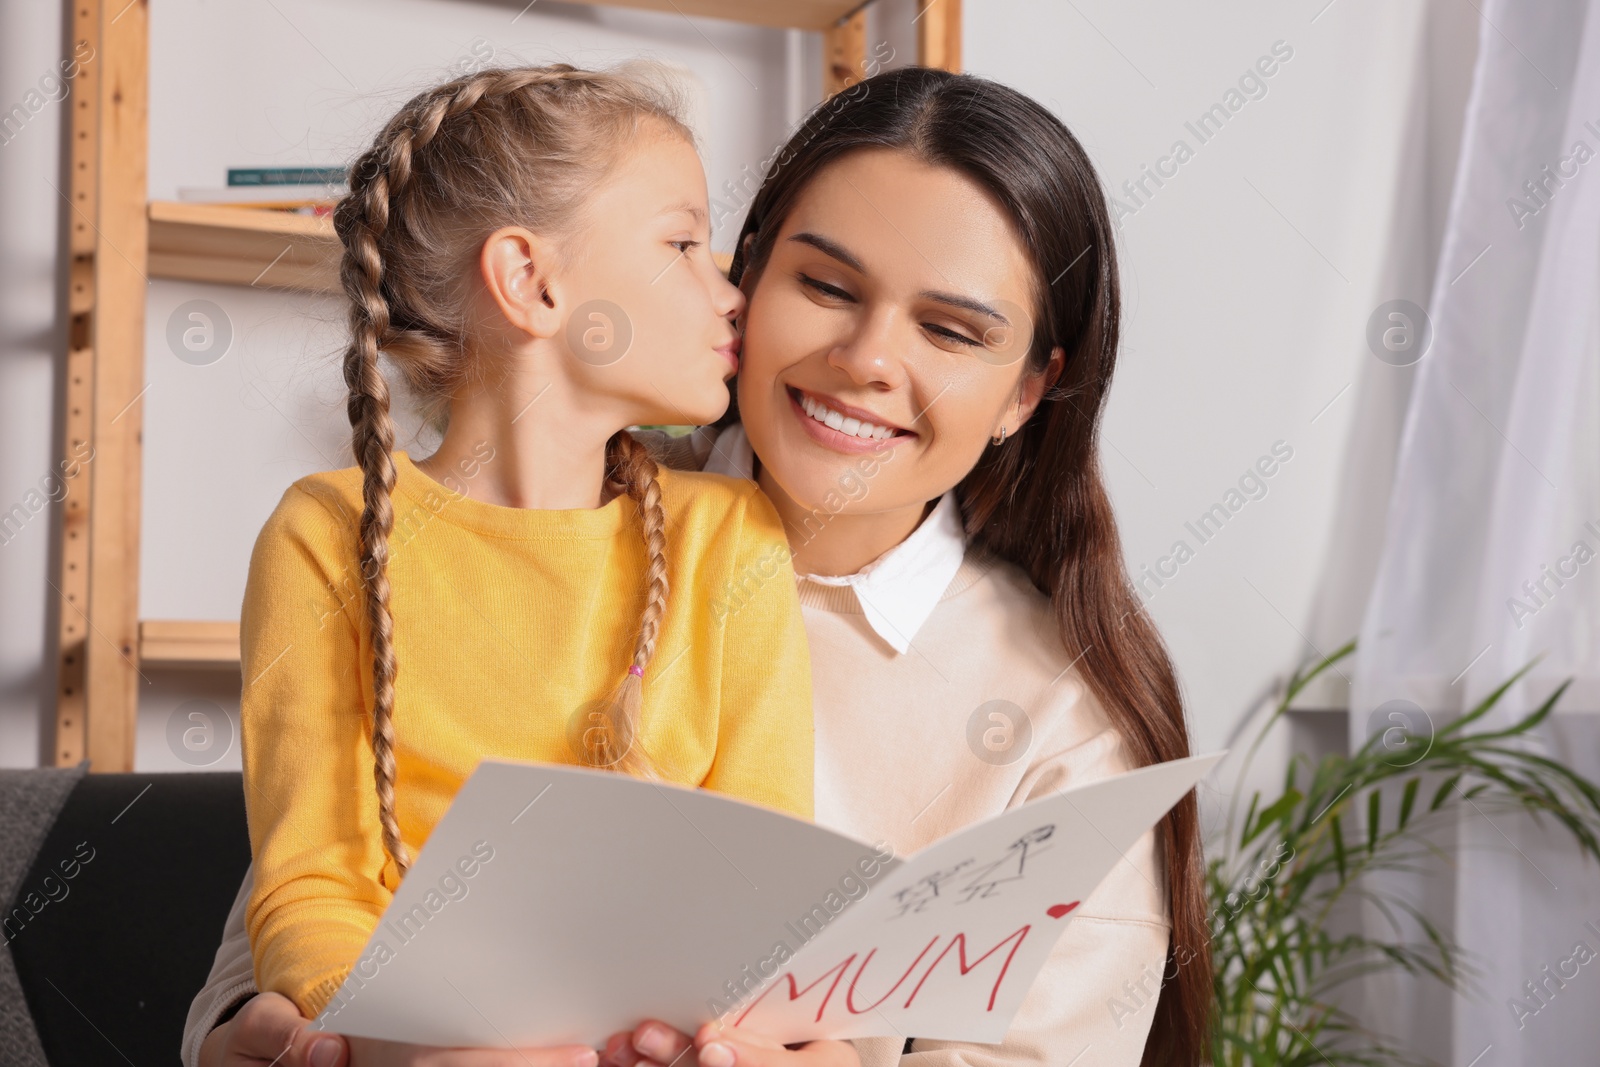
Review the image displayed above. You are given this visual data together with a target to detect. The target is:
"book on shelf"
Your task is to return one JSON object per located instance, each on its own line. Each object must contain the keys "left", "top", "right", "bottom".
{"left": 228, "top": 166, "right": 347, "bottom": 186}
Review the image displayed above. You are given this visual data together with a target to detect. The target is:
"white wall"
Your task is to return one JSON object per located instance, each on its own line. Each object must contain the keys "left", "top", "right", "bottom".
{"left": 2, "top": 0, "right": 1472, "bottom": 773}
{"left": 0, "top": 0, "right": 73, "bottom": 768}
{"left": 967, "top": 0, "right": 1473, "bottom": 760}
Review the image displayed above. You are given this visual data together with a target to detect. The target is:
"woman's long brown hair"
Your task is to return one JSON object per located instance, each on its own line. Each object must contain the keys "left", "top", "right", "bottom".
{"left": 331, "top": 66, "right": 684, "bottom": 885}
{"left": 726, "top": 67, "right": 1211, "bottom": 1065}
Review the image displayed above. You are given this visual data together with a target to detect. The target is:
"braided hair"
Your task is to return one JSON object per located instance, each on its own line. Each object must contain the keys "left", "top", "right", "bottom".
{"left": 331, "top": 65, "right": 686, "bottom": 882}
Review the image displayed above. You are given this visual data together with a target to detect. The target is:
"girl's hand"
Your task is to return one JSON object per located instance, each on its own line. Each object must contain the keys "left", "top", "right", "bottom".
{"left": 197, "top": 991, "right": 599, "bottom": 1067}
{"left": 199, "top": 992, "right": 348, "bottom": 1067}
{"left": 603, "top": 1020, "right": 859, "bottom": 1067}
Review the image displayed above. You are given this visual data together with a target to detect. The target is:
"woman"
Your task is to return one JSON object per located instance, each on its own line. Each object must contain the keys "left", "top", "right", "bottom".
{"left": 187, "top": 66, "right": 1207, "bottom": 1067}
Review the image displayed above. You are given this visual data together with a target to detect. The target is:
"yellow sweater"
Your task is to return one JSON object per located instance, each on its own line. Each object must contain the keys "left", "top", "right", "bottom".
{"left": 239, "top": 449, "right": 814, "bottom": 1018}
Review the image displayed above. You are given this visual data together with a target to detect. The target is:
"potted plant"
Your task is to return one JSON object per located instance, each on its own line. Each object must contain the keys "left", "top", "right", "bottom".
{"left": 1207, "top": 640, "right": 1600, "bottom": 1065}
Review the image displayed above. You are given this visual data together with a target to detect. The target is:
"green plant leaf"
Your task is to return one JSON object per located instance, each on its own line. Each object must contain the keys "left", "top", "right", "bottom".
{"left": 1430, "top": 773, "right": 1463, "bottom": 812}
{"left": 1398, "top": 778, "right": 1419, "bottom": 830}
{"left": 1247, "top": 789, "right": 1304, "bottom": 846}
{"left": 1367, "top": 789, "right": 1382, "bottom": 854}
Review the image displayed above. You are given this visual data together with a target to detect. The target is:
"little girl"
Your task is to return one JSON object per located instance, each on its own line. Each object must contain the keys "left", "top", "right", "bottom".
{"left": 238, "top": 64, "right": 814, "bottom": 1029}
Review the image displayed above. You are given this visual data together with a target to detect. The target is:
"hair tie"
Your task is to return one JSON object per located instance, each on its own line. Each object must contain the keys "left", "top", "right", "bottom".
{"left": 628, "top": 664, "right": 645, "bottom": 678}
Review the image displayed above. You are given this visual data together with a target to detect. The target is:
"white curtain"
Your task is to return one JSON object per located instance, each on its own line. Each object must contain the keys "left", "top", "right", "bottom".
{"left": 1351, "top": 0, "right": 1600, "bottom": 1061}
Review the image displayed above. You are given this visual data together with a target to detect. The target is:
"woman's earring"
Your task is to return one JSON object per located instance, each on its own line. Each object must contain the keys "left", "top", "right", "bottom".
{"left": 991, "top": 426, "right": 1008, "bottom": 446}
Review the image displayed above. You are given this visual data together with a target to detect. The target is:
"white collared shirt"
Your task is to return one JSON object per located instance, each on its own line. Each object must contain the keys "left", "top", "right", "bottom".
{"left": 698, "top": 423, "right": 969, "bottom": 656}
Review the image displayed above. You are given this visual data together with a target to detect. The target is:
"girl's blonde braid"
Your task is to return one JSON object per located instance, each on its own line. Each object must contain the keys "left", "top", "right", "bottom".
{"left": 332, "top": 65, "right": 605, "bottom": 883}
{"left": 588, "top": 430, "right": 671, "bottom": 776}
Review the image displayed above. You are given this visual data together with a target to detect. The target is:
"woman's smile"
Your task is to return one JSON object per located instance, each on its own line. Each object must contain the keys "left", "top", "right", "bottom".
{"left": 785, "top": 385, "right": 914, "bottom": 455}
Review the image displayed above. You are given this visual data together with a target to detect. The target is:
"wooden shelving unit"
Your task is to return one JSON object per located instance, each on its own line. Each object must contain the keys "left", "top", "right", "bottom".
{"left": 54, "top": 0, "right": 962, "bottom": 765}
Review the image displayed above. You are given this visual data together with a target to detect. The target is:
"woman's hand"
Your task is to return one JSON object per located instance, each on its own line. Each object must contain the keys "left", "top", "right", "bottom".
{"left": 198, "top": 992, "right": 348, "bottom": 1067}
{"left": 602, "top": 1020, "right": 859, "bottom": 1067}
{"left": 198, "top": 991, "right": 600, "bottom": 1067}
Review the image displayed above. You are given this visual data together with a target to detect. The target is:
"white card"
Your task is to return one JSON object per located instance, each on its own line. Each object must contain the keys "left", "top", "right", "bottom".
{"left": 311, "top": 751, "right": 1222, "bottom": 1048}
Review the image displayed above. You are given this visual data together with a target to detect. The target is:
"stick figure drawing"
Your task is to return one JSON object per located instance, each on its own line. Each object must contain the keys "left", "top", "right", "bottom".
{"left": 956, "top": 825, "right": 1055, "bottom": 903}
{"left": 889, "top": 859, "right": 975, "bottom": 917}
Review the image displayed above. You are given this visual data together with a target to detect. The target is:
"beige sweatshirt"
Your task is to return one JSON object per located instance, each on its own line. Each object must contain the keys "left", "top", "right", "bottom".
{"left": 183, "top": 433, "right": 1169, "bottom": 1067}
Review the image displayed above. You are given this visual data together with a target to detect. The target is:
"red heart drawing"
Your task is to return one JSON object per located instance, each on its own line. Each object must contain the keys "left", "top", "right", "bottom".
{"left": 1047, "top": 902, "right": 1079, "bottom": 919}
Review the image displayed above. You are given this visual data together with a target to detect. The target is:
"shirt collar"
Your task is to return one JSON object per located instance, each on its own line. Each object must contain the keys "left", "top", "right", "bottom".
{"left": 703, "top": 424, "right": 969, "bottom": 655}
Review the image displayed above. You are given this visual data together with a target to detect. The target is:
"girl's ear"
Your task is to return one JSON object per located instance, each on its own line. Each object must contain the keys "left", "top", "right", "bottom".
{"left": 479, "top": 226, "right": 564, "bottom": 340}
{"left": 1014, "top": 345, "right": 1066, "bottom": 426}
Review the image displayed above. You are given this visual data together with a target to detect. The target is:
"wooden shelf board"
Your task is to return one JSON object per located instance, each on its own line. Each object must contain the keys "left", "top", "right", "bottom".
{"left": 149, "top": 200, "right": 340, "bottom": 293}
{"left": 150, "top": 200, "right": 733, "bottom": 292}
{"left": 591, "top": 0, "right": 865, "bottom": 30}
{"left": 139, "top": 619, "right": 241, "bottom": 670}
